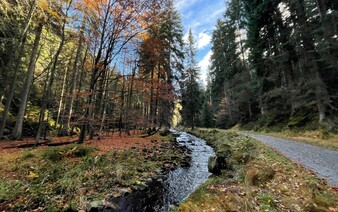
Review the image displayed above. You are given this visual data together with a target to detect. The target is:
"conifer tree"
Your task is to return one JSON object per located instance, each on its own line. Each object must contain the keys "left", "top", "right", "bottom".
{"left": 180, "top": 29, "right": 201, "bottom": 129}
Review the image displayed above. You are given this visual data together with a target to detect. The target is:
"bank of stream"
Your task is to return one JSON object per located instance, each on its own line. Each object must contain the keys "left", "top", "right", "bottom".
{"left": 108, "top": 130, "right": 215, "bottom": 211}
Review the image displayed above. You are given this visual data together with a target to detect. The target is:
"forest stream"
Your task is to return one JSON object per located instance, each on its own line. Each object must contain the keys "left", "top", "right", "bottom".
{"left": 107, "top": 131, "right": 215, "bottom": 211}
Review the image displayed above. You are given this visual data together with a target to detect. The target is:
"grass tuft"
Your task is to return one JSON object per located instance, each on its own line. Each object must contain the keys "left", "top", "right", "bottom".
{"left": 245, "top": 166, "right": 275, "bottom": 186}
{"left": 22, "top": 150, "right": 35, "bottom": 159}
{"left": 42, "top": 145, "right": 95, "bottom": 162}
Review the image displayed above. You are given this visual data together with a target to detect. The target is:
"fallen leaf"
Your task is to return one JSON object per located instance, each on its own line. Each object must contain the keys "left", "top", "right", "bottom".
{"left": 28, "top": 171, "right": 39, "bottom": 179}
{"left": 328, "top": 207, "right": 336, "bottom": 212}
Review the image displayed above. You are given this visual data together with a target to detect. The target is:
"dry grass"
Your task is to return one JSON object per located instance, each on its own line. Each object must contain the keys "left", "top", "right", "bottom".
{"left": 266, "top": 130, "right": 338, "bottom": 150}
{"left": 231, "top": 123, "right": 338, "bottom": 150}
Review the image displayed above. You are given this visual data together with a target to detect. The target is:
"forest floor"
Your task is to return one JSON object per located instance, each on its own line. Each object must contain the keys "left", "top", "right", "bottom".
{"left": 0, "top": 130, "right": 189, "bottom": 211}
{"left": 0, "top": 130, "right": 166, "bottom": 154}
{"left": 180, "top": 129, "right": 338, "bottom": 212}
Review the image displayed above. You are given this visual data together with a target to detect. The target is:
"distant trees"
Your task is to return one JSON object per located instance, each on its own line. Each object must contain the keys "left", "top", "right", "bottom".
{"left": 199, "top": 79, "right": 215, "bottom": 128}
{"left": 76, "top": 0, "right": 146, "bottom": 143}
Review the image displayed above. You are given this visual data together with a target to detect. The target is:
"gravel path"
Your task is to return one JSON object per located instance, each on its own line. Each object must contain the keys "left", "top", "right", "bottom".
{"left": 242, "top": 133, "right": 338, "bottom": 186}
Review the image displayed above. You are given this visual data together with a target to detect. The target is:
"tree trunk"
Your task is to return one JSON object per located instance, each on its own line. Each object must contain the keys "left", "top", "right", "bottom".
{"left": 35, "top": 1, "right": 72, "bottom": 141}
{"left": 98, "top": 63, "right": 112, "bottom": 139}
{"left": 55, "top": 58, "right": 71, "bottom": 129}
{"left": 125, "top": 63, "right": 136, "bottom": 135}
{"left": 98, "top": 71, "right": 110, "bottom": 139}
{"left": 72, "top": 46, "right": 89, "bottom": 137}
{"left": 99, "top": 102, "right": 108, "bottom": 139}
{"left": 119, "top": 74, "right": 125, "bottom": 136}
{"left": 149, "top": 68, "right": 155, "bottom": 127}
{"left": 0, "top": 0, "right": 37, "bottom": 138}
{"left": 275, "top": 9, "right": 297, "bottom": 114}
{"left": 78, "top": 3, "right": 111, "bottom": 143}
{"left": 59, "top": 22, "right": 85, "bottom": 136}
{"left": 290, "top": 0, "right": 330, "bottom": 123}
{"left": 0, "top": 40, "right": 25, "bottom": 138}
{"left": 12, "top": 23, "right": 43, "bottom": 139}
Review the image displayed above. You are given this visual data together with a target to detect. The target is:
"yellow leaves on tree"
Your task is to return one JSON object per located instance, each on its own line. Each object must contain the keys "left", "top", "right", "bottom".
{"left": 82, "top": 0, "right": 100, "bottom": 15}
{"left": 37, "top": 0, "right": 62, "bottom": 21}
{"left": 82, "top": 0, "right": 110, "bottom": 19}
{"left": 137, "top": 31, "right": 149, "bottom": 41}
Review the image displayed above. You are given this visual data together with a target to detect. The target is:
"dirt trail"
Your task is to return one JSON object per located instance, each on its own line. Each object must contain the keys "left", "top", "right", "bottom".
{"left": 242, "top": 133, "right": 338, "bottom": 186}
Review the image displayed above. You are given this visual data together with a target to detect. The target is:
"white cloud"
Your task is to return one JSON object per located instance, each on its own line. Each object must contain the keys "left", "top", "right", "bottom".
{"left": 176, "top": 0, "right": 200, "bottom": 11}
{"left": 197, "top": 32, "right": 211, "bottom": 49}
{"left": 184, "top": 5, "right": 224, "bottom": 34}
{"left": 198, "top": 50, "right": 212, "bottom": 72}
{"left": 174, "top": 0, "right": 224, "bottom": 85}
{"left": 198, "top": 50, "right": 212, "bottom": 85}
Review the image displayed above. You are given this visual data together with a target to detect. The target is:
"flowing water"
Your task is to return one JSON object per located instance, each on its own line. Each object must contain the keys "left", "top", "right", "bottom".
{"left": 108, "top": 131, "right": 215, "bottom": 211}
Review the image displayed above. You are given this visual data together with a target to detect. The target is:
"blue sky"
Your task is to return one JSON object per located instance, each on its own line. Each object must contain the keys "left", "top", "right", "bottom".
{"left": 175, "top": 0, "right": 225, "bottom": 84}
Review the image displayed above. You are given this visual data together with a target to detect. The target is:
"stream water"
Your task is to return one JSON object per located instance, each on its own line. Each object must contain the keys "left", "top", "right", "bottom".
{"left": 108, "top": 131, "right": 215, "bottom": 212}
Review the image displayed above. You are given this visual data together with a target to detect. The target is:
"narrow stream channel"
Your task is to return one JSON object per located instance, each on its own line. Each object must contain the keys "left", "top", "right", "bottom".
{"left": 109, "top": 131, "right": 215, "bottom": 211}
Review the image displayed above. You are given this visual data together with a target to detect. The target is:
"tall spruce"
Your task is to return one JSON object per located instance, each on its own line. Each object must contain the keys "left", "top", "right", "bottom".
{"left": 158, "top": 0, "right": 185, "bottom": 130}
{"left": 210, "top": 0, "right": 250, "bottom": 128}
{"left": 180, "top": 29, "right": 201, "bottom": 129}
{"left": 206, "top": 0, "right": 338, "bottom": 130}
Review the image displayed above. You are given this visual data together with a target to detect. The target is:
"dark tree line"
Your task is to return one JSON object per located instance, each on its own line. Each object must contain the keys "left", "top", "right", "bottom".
{"left": 205, "top": 0, "right": 338, "bottom": 132}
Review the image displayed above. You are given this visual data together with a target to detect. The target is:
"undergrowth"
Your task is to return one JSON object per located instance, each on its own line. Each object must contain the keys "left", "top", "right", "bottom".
{"left": 239, "top": 119, "right": 338, "bottom": 150}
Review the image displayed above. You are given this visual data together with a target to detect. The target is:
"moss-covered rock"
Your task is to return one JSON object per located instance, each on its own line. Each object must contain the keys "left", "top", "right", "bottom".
{"left": 208, "top": 155, "right": 227, "bottom": 175}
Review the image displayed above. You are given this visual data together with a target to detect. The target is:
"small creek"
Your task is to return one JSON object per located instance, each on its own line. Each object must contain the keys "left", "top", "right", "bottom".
{"left": 108, "top": 131, "right": 215, "bottom": 211}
